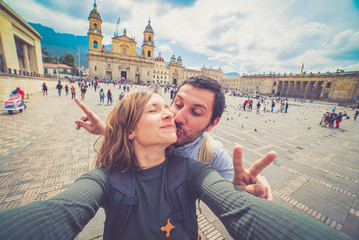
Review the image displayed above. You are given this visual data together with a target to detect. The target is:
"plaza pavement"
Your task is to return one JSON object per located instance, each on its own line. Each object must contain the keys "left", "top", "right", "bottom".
{"left": 0, "top": 81, "right": 358, "bottom": 239}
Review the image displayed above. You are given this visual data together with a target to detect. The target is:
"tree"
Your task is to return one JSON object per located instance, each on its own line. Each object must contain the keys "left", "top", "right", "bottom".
{"left": 62, "top": 53, "right": 77, "bottom": 68}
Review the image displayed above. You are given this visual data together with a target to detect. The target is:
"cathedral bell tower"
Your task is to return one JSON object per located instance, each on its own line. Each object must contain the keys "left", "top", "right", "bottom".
{"left": 142, "top": 20, "right": 154, "bottom": 59}
{"left": 88, "top": 1, "right": 103, "bottom": 52}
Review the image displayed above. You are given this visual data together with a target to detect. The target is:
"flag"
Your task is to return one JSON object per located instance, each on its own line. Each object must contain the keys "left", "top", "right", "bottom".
{"left": 300, "top": 63, "right": 304, "bottom": 74}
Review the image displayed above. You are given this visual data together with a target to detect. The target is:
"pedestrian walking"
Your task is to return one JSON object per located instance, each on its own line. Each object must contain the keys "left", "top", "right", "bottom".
{"left": 71, "top": 85, "right": 76, "bottom": 99}
{"left": 99, "top": 89, "right": 105, "bottom": 104}
{"left": 256, "top": 101, "right": 261, "bottom": 115}
{"left": 65, "top": 85, "right": 69, "bottom": 95}
{"left": 42, "top": 83, "right": 48, "bottom": 95}
{"left": 56, "top": 81, "right": 63, "bottom": 96}
{"left": 354, "top": 110, "right": 359, "bottom": 121}
{"left": 81, "top": 84, "right": 87, "bottom": 100}
{"left": 335, "top": 112, "right": 343, "bottom": 128}
{"left": 107, "top": 89, "right": 112, "bottom": 105}
{"left": 285, "top": 101, "right": 289, "bottom": 113}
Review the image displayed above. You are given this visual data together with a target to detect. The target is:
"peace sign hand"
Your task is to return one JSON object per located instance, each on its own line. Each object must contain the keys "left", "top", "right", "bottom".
{"left": 232, "top": 145, "right": 277, "bottom": 200}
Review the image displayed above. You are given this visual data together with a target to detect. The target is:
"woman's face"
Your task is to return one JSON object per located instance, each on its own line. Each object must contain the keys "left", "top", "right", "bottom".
{"left": 130, "top": 94, "right": 177, "bottom": 148}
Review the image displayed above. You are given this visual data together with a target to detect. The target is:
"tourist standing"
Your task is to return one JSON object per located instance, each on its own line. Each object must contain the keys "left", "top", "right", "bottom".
{"left": 354, "top": 110, "right": 359, "bottom": 121}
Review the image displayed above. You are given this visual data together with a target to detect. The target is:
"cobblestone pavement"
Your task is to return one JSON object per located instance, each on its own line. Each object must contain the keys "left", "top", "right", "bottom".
{"left": 0, "top": 82, "right": 358, "bottom": 239}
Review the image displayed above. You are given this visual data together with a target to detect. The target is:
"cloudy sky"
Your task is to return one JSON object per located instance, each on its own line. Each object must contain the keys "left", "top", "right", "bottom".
{"left": 7, "top": 0, "right": 359, "bottom": 74}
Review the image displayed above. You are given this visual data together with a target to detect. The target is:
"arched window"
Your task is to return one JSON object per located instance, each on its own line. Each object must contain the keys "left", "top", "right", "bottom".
{"left": 94, "top": 23, "right": 97, "bottom": 29}
{"left": 147, "top": 50, "right": 151, "bottom": 57}
{"left": 93, "top": 41, "right": 98, "bottom": 48}
{"left": 149, "top": 36, "right": 151, "bottom": 42}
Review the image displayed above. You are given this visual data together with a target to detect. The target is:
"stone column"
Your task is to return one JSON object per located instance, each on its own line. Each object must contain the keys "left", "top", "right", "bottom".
{"left": 299, "top": 81, "right": 307, "bottom": 97}
{"left": 22, "top": 44, "right": 30, "bottom": 74}
{"left": 293, "top": 81, "right": 301, "bottom": 97}
{"left": 281, "top": 81, "right": 288, "bottom": 96}
{"left": 286, "top": 81, "right": 294, "bottom": 96}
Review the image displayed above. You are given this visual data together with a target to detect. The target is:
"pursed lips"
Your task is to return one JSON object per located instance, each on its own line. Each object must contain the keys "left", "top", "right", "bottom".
{"left": 161, "top": 124, "right": 175, "bottom": 129}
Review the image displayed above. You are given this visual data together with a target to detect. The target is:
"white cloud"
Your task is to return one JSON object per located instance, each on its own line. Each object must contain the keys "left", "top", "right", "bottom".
{"left": 8, "top": 0, "right": 359, "bottom": 73}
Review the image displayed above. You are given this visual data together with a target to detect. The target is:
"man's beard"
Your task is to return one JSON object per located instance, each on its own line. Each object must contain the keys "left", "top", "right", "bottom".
{"left": 173, "top": 123, "right": 207, "bottom": 148}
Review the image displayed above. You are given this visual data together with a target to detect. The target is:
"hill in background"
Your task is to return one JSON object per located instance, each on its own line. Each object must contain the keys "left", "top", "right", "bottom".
{"left": 29, "top": 22, "right": 89, "bottom": 67}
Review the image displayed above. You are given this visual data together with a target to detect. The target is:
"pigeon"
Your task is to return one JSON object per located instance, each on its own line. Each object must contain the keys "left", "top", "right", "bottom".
{"left": 308, "top": 127, "right": 311, "bottom": 130}
{"left": 242, "top": 125, "right": 244, "bottom": 128}
{"left": 254, "top": 129, "right": 257, "bottom": 132}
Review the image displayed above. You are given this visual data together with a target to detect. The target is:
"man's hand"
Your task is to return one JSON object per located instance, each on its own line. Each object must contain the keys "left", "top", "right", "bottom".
{"left": 74, "top": 98, "right": 106, "bottom": 135}
{"left": 232, "top": 145, "right": 277, "bottom": 200}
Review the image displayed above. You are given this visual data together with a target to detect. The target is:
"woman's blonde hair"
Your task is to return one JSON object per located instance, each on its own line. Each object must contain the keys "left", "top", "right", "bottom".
{"left": 95, "top": 90, "right": 153, "bottom": 171}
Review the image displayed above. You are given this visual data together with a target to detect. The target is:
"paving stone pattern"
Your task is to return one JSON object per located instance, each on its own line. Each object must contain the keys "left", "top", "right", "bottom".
{"left": 0, "top": 82, "right": 358, "bottom": 240}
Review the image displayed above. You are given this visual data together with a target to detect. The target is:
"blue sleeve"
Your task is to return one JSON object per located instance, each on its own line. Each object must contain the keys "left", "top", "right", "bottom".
{"left": 211, "top": 140, "right": 234, "bottom": 181}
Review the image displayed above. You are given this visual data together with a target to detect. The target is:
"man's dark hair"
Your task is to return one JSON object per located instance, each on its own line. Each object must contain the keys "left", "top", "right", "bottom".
{"left": 177, "top": 75, "right": 225, "bottom": 124}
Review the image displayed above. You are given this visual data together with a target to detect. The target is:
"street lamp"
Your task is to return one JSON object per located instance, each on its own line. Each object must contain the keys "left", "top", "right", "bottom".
{"left": 78, "top": 45, "right": 82, "bottom": 80}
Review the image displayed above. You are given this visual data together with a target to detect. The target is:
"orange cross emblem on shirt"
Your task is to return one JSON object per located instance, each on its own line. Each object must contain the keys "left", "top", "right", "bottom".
{"left": 161, "top": 218, "right": 176, "bottom": 238}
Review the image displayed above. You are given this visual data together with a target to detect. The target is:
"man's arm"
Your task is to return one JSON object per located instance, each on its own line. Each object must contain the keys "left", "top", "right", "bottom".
{"left": 74, "top": 98, "right": 106, "bottom": 135}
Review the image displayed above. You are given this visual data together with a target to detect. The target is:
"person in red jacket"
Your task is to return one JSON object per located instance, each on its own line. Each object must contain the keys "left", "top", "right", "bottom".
{"left": 12, "top": 87, "right": 26, "bottom": 108}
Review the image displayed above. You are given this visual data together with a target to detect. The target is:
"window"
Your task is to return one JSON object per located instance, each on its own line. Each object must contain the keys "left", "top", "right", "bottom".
{"left": 273, "top": 82, "right": 277, "bottom": 86}
{"left": 326, "top": 82, "right": 332, "bottom": 88}
{"left": 147, "top": 50, "right": 151, "bottom": 57}
{"left": 94, "top": 23, "right": 97, "bottom": 29}
{"left": 93, "top": 41, "right": 98, "bottom": 48}
{"left": 153, "top": 75, "right": 155, "bottom": 78}
{"left": 95, "top": 66, "right": 97, "bottom": 71}
{"left": 149, "top": 36, "right": 151, "bottom": 42}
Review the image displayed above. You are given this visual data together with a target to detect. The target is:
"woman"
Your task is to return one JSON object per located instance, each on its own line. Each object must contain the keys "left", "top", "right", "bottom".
{"left": 99, "top": 88, "right": 105, "bottom": 104}
{"left": 0, "top": 91, "right": 349, "bottom": 240}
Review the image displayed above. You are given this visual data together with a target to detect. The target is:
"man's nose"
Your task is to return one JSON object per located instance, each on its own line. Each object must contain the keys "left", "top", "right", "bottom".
{"left": 174, "top": 108, "right": 186, "bottom": 124}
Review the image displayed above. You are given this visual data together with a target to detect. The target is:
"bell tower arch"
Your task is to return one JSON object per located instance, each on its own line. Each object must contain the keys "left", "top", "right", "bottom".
{"left": 142, "top": 19, "right": 155, "bottom": 59}
{"left": 88, "top": 0, "right": 103, "bottom": 52}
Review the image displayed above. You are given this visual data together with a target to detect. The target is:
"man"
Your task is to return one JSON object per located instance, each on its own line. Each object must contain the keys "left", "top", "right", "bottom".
{"left": 56, "top": 81, "right": 63, "bottom": 96}
{"left": 75, "top": 75, "right": 276, "bottom": 199}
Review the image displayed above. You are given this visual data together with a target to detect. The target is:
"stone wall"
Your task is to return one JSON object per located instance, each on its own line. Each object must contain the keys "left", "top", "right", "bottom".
{"left": 0, "top": 74, "right": 69, "bottom": 101}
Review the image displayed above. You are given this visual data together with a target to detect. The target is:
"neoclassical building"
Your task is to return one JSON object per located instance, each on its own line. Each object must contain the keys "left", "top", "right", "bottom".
{"left": 0, "top": 0, "right": 43, "bottom": 75}
{"left": 87, "top": 2, "right": 222, "bottom": 85}
{"left": 219, "top": 71, "right": 359, "bottom": 102}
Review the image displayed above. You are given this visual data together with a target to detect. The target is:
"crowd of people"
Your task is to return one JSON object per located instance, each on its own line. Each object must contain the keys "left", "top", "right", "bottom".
{"left": 240, "top": 97, "right": 289, "bottom": 114}
{"left": 319, "top": 106, "right": 357, "bottom": 129}
{"left": 0, "top": 75, "right": 351, "bottom": 240}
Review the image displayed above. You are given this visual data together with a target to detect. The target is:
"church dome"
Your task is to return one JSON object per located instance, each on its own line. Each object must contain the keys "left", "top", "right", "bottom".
{"left": 89, "top": 3, "right": 101, "bottom": 20}
{"left": 154, "top": 53, "right": 164, "bottom": 62}
{"left": 144, "top": 20, "right": 154, "bottom": 34}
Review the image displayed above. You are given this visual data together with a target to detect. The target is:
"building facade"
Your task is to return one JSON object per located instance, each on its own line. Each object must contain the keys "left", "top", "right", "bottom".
{"left": 0, "top": 0, "right": 43, "bottom": 76}
{"left": 87, "top": 2, "right": 222, "bottom": 86}
{"left": 219, "top": 71, "right": 359, "bottom": 103}
{"left": 43, "top": 63, "right": 74, "bottom": 79}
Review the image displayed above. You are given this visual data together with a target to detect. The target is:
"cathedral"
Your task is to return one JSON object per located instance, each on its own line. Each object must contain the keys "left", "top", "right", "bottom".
{"left": 87, "top": 2, "right": 223, "bottom": 85}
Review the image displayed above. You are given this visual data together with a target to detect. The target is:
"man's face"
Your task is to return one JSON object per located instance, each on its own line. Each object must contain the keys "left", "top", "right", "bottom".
{"left": 170, "top": 84, "right": 219, "bottom": 147}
